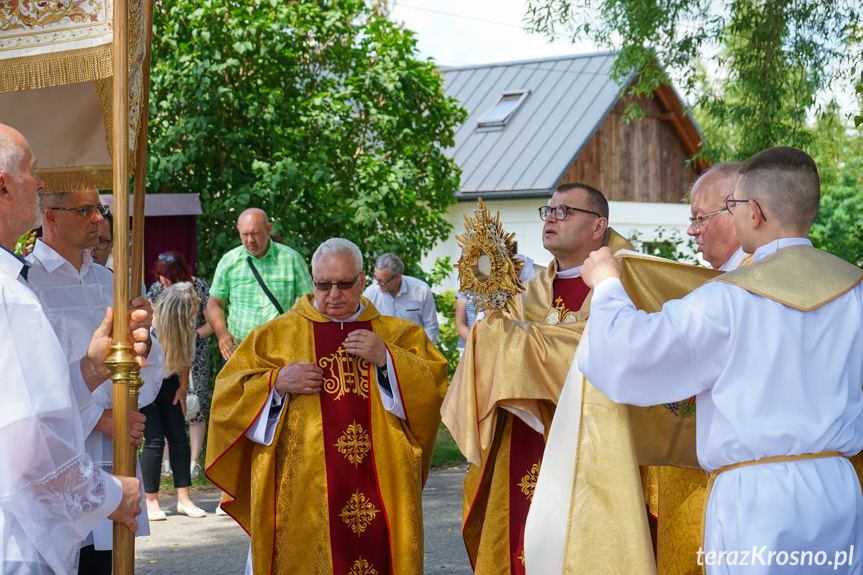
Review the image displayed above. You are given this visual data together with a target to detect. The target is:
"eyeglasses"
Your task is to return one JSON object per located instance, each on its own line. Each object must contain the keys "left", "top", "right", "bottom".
{"left": 538, "top": 204, "right": 601, "bottom": 221}
{"left": 158, "top": 253, "right": 176, "bottom": 263}
{"left": 49, "top": 204, "right": 109, "bottom": 219}
{"left": 313, "top": 273, "right": 361, "bottom": 291}
{"left": 724, "top": 193, "right": 768, "bottom": 222}
{"left": 95, "top": 237, "right": 113, "bottom": 249}
{"left": 374, "top": 273, "right": 400, "bottom": 286}
{"left": 688, "top": 207, "right": 729, "bottom": 230}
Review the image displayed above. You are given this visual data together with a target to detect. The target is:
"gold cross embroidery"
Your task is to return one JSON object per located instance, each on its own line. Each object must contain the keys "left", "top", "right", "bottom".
{"left": 340, "top": 490, "right": 379, "bottom": 536}
{"left": 518, "top": 461, "right": 542, "bottom": 502}
{"left": 334, "top": 422, "right": 371, "bottom": 468}
{"left": 348, "top": 557, "right": 379, "bottom": 575}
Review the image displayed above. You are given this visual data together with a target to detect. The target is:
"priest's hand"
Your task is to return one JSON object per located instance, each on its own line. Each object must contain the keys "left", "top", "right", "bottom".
{"left": 108, "top": 475, "right": 142, "bottom": 533}
{"left": 343, "top": 329, "right": 387, "bottom": 367}
{"left": 581, "top": 247, "right": 622, "bottom": 288}
{"left": 274, "top": 362, "right": 324, "bottom": 395}
{"left": 81, "top": 307, "right": 149, "bottom": 392}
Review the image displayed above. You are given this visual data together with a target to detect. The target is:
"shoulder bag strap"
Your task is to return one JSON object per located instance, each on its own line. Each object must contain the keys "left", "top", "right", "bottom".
{"left": 246, "top": 256, "right": 285, "bottom": 315}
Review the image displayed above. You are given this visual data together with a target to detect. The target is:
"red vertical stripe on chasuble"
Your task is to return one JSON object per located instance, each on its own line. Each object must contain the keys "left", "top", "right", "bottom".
{"left": 507, "top": 275, "right": 591, "bottom": 571}
{"left": 313, "top": 321, "right": 391, "bottom": 575}
{"left": 508, "top": 416, "right": 546, "bottom": 574}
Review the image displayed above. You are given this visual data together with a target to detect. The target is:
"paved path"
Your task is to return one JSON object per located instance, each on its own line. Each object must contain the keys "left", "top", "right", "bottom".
{"left": 135, "top": 465, "right": 472, "bottom": 574}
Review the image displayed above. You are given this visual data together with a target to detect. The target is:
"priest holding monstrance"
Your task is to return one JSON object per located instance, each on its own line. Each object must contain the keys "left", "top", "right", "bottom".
{"left": 206, "top": 237, "right": 447, "bottom": 575}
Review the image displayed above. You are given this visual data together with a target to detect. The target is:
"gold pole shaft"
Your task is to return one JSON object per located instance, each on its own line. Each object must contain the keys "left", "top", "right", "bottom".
{"left": 111, "top": 0, "right": 135, "bottom": 571}
{"left": 128, "top": 0, "right": 153, "bottom": 475}
{"left": 130, "top": 0, "right": 152, "bottom": 295}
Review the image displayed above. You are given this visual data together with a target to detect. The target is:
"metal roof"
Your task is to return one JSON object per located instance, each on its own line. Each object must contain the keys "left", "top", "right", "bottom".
{"left": 442, "top": 52, "right": 631, "bottom": 199}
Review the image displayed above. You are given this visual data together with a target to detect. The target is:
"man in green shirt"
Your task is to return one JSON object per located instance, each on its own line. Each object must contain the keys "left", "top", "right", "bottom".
{"left": 208, "top": 208, "right": 313, "bottom": 360}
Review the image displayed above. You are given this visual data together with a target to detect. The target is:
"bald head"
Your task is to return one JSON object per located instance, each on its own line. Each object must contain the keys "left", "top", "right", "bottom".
{"left": 688, "top": 162, "right": 743, "bottom": 268}
{"left": 0, "top": 124, "right": 44, "bottom": 249}
{"left": 236, "top": 207, "right": 272, "bottom": 258}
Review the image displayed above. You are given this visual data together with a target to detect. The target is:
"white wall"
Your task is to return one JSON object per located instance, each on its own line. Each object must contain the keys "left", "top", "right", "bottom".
{"left": 421, "top": 198, "right": 698, "bottom": 292}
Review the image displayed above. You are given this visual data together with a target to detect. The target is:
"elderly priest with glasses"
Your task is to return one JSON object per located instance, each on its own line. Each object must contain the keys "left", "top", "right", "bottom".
{"left": 206, "top": 237, "right": 448, "bottom": 575}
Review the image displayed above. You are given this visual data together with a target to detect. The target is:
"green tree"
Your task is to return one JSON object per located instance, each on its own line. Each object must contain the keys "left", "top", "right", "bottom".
{"left": 808, "top": 105, "right": 863, "bottom": 267}
{"left": 525, "top": 0, "right": 860, "bottom": 161}
{"left": 147, "top": 0, "right": 466, "bottom": 278}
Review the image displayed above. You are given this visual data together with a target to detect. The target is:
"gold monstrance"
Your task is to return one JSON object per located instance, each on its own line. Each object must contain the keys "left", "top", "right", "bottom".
{"left": 455, "top": 198, "right": 525, "bottom": 313}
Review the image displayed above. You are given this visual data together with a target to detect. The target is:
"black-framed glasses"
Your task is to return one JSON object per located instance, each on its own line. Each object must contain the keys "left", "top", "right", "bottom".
{"left": 724, "top": 193, "right": 768, "bottom": 222}
{"left": 538, "top": 204, "right": 601, "bottom": 221}
{"left": 49, "top": 204, "right": 109, "bottom": 219}
{"left": 374, "top": 273, "right": 400, "bottom": 286}
{"left": 95, "top": 236, "right": 113, "bottom": 249}
{"left": 688, "top": 207, "right": 729, "bottom": 230}
{"left": 158, "top": 253, "right": 176, "bottom": 263}
{"left": 314, "top": 273, "right": 361, "bottom": 291}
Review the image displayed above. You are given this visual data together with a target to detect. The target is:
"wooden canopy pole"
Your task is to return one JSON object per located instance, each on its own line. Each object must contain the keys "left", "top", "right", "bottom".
{"left": 130, "top": 0, "right": 153, "bottom": 296}
{"left": 108, "top": 0, "right": 137, "bottom": 571}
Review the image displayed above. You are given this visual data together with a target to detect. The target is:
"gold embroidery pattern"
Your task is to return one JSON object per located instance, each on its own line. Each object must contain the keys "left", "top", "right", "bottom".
{"left": 334, "top": 422, "right": 371, "bottom": 468}
{"left": 518, "top": 461, "right": 541, "bottom": 502}
{"left": 340, "top": 491, "right": 379, "bottom": 535}
{"left": 319, "top": 345, "right": 370, "bottom": 400}
{"left": 348, "top": 557, "right": 379, "bottom": 575}
{"left": 554, "top": 296, "right": 574, "bottom": 319}
{"left": 518, "top": 549, "right": 526, "bottom": 566}
{"left": 0, "top": 2, "right": 97, "bottom": 33}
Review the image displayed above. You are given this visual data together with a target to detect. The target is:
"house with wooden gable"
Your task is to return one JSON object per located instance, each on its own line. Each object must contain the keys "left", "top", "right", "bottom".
{"left": 421, "top": 51, "right": 706, "bottom": 290}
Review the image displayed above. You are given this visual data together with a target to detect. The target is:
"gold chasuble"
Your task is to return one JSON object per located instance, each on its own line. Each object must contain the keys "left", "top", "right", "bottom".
{"left": 524, "top": 254, "right": 722, "bottom": 575}
{"left": 206, "top": 295, "right": 447, "bottom": 575}
{"left": 442, "top": 229, "right": 632, "bottom": 575}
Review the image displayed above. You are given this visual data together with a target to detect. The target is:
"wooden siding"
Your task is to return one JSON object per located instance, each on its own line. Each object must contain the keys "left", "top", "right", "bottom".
{"left": 561, "top": 93, "right": 700, "bottom": 203}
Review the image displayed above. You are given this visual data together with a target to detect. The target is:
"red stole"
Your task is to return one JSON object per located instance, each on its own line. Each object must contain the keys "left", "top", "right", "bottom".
{"left": 508, "top": 275, "right": 590, "bottom": 573}
{"left": 551, "top": 276, "right": 591, "bottom": 323}
{"left": 314, "top": 321, "right": 391, "bottom": 575}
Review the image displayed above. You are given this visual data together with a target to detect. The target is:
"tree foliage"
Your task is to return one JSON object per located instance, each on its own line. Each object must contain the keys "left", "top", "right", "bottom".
{"left": 147, "top": 0, "right": 466, "bottom": 278}
{"left": 808, "top": 105, "right": 863, "bottom": 267}
{"left": 525, "top": 0, "right": 860, "bottom": 161}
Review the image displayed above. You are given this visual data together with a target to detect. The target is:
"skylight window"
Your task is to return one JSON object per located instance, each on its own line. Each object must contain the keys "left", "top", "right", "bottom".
{"left": 477, "top": 90, "right": 530, "bottom": 128}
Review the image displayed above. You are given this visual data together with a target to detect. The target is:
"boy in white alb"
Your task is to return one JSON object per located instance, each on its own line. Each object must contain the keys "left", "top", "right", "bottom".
{"left": 578, "top": 146, "right": 863, "bottom": 574}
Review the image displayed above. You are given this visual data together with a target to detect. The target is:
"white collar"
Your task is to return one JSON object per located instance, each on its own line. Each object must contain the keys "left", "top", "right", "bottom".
{"left": 32, "top": 238, "right": 93, "bottom": 275}
{"left": 555, "top": 263, "right": 582, "bottom": 279}
{"left": 753, "top": 237, "right": 812, "bottom": 262}
{"left": 313, "top": 300, "right": 366, "bottom": 325}
{"left": 0, "top": 246, "right": 25, "bottom": 281}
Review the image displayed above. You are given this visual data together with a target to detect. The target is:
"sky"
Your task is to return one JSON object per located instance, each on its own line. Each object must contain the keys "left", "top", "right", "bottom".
{"left": 388, "top": 0, "right": 858, "bottom": 119}
{"left": 388, "top": 0, "right": 597, "bottom": 68}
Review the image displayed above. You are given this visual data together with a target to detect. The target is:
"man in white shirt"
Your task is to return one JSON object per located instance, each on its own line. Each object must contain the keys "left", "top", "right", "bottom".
{"left": 26, "top": 185, "right": 164, "bottom": 573}
{"left": 363, "top": 252, "right": 439, "bottom": 343}
{"left": 580, "top": 146, "right": 863, "bottom": 574}
{"left": 687, "top": 162, "right": 749, "bottom": 270}
{"left": 0, "top": 123, "right": 143, "bottom": 574}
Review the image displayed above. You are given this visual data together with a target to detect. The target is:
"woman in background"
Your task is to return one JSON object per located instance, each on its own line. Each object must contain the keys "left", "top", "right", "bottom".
{"left": 147, "top": 251, "right": 212, "bottom": 478}
{"left": 143, "top": 282, "right": 206, "bottom": 519}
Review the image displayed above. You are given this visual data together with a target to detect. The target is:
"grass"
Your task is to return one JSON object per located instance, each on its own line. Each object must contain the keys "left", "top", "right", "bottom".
{"left": 157, "top": 456, "right": 214, "bottom": 494}
{"left": 431, "top": 422, "right": 468, "bottom": 468}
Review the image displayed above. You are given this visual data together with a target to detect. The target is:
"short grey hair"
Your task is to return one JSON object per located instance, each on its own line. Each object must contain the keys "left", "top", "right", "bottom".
{"left": 0, "top": 129, "right": 24, "bottom": 180}
{"left": 312, "top": 238, "right": 363, "bottom": 273}
{"left": 374, "top": 253, "right": 404, "bottom": 275}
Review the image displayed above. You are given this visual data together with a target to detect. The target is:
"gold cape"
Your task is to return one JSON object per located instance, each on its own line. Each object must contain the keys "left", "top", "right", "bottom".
{"left": 205, "top": 295, "right": 448, "bottom": 575}
{"left": 442, "top": 229, "right": 633, "bottom": 572}
{"left": 524, "top": 254, "right": 721, "bottom": 575}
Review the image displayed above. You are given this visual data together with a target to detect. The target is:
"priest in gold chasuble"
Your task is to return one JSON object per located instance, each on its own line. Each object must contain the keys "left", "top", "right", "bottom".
{"left": 206, "top": 238, "right": 447, "bottom": 575}
{"left": 442, "top": 183, "right": 634, "bottom": 575}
